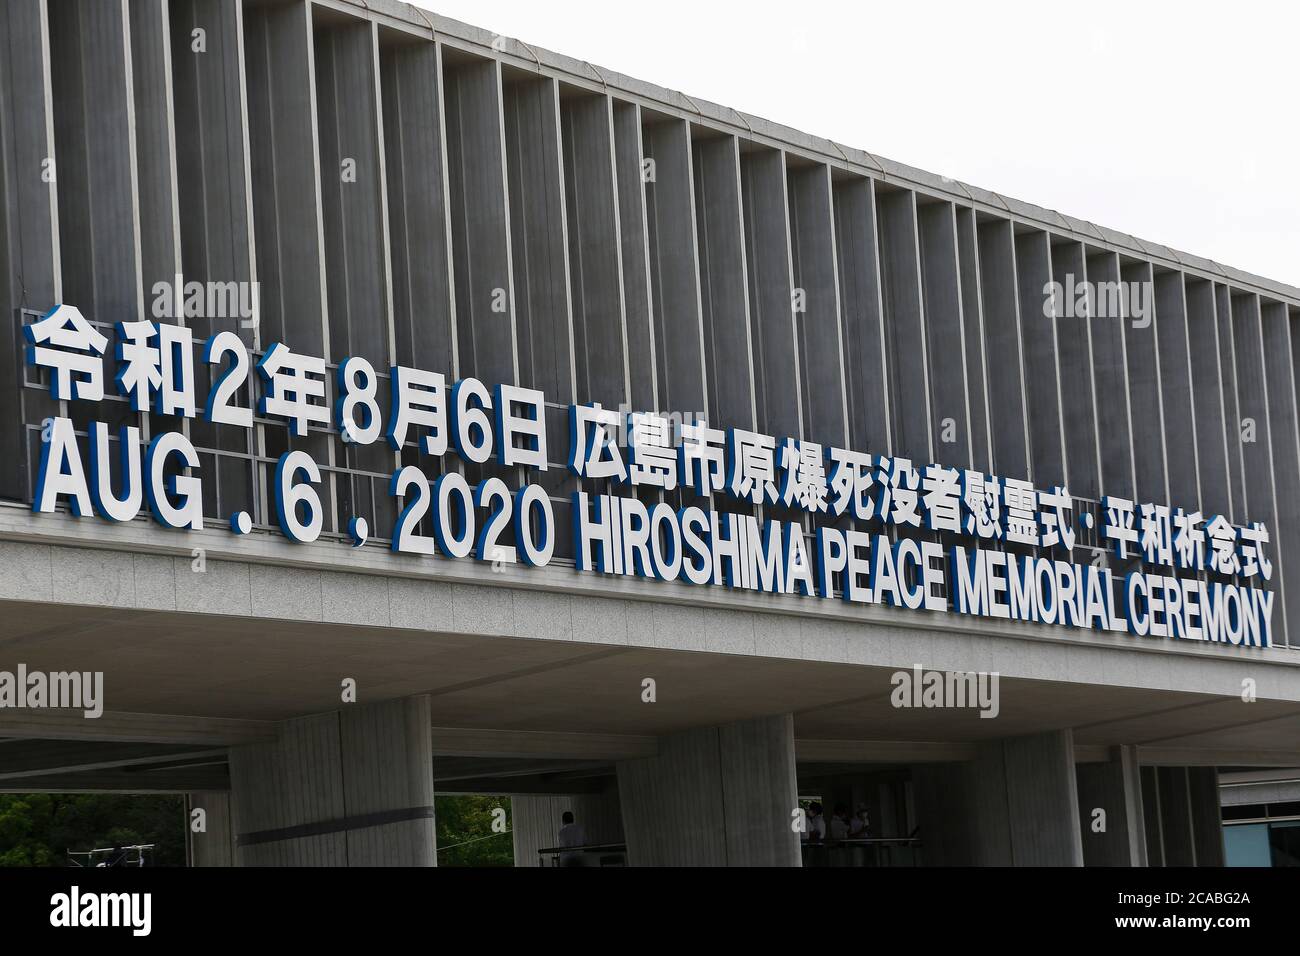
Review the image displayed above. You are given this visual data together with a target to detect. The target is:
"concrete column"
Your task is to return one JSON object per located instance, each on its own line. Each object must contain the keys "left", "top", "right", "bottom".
{"left": 1015, "top": 231, "right": 1066, "bottom": 489}
{"left": 1153, "top": 271, "right": 1200, "bottom": 510}
{"left": 616, "top": 713, "right": 800, "bottom": 867}
{"left": 1125, "top": 259, "right": 1168, "bottom": 504}
{"left": 1260, "top": 301, "right": 1300, "bottom": 646}
{"left": 977, "top": 217, "right": 1032, "bottom": 479}
{"left": 1188, "top": 767, "right": 1226, "bottom": 867}
{"left": 168, "top": 0, "right": 257, "bottom": 320}
{"left": 1000, "top": 729, "right": 1084, "bottom": 865}
{"left": 1157, "top": 766, "right": 1196, "bottom": 866}
{"left": 187, "top": 791, "right": 235, "bottom": 867}
{"left": 641, "top": 116, "right": 707, "bottom": 417}
{"left": 955, "top": 206, "right": 991, "bottom": 473}
{"left": 911, "top": 730, "right": 1083, "bottom": 866}
{"left": 47, "top": 0, "right": 144, "bottom": 322}
{"left": 1056, "top": 240, "right": 1101, "bottom": 498}
{"left": 380, "top": 39, "right": 456, "bottom": 377}
{"left": 242, "top": 0, "right": 328, "bottom": 351}
{"left": 128, "top": 0, "right": 183, "bottom": 296}
{"left": 693, "top": 133, "right": 755, "bottom": 433}
{"left": 502, "top": 73, "right": 574, "bottom": 400}
{"left": 0, "top": 0, "right": 63, "bottom": 501}
{"left": 1076, "top": 745, "right": 1148, "bottom": 866}
{"left": 917, "top": 200, "right": 972, "bottom": 468}
{"left": 510, "top": 788, "right": 625, "bottom": 868}
{"left": 1140, "top": 765, "right": 1166, "bottom": 865}
{"left": 910, "top": 762, "right": 982, "bottom": 865}
{"left": 1089, "top": 251, "right": 1138, "bottom": 500}
{"left": 832, "top": 175, "right": 892, "bottom": 454}
{"left": 742, "top": 147, "right": 801, "bottom": 441}
{"left": 442, "top": 56, "right": 517, "bottom": 389}
{"left": 788, "top": 162, "right": 849, "bottom": 449}
{"left": 876, "top": 185, "right": 932, "bottom": 462}
{"left": 314, "top": 18, "right": 395, "bottom": 368}
{"left": 611, "top": 101, "right": 657, "bottom": 414}
{"left": 1152, "top": 766, "right": 1225, "bottom": 867}
{"left": 561, "top": 92, "right": 629, "bottom": 408}
{"left": 229, "top": 695, "right": 435, "bottom": 866}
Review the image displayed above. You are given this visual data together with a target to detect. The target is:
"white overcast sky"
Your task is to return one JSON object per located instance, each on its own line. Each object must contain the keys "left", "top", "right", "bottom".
{"left": 416, "top": 0, "right": 1299, "bottom": 287}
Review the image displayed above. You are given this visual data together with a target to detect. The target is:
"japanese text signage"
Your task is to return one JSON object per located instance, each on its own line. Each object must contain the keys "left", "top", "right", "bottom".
{"left": 22, "top": 304, "right": 1276, "bottom": 649}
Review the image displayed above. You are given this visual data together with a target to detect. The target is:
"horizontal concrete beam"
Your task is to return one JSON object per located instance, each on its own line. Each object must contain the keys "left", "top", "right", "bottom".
{"left": 1219, "top": 779, "right": 1300, "bottom": 806}
{"left": 795, "top": 739, "right": 1114, "bottom": 765}
{"left": 794, "top": 738, "right": 976, "bottom": 763}
{"left": 435, "top": 773, "right": 612, "bottom": 796}
{"left": 0, "top": 740, "right": 225, "bottom": 780}
{"left": 5, "top": 529, "right": 1296, "bottom": 707}
{"left": 1138, "top": 747, "right": 1300, "bottom": 767}
{"left": 433, "top": 756, "right": 612, "bottom": 782}
{"left": 431, "top": 727, "right": 658, "bottom": 761}
{"left": 0, "top": 709, "right": 275, "bottom": 745}
{"left": 793, "top": 739, "right": 1300, "bottom": 768}
{"left": 0, "top": 766, "right": 231, "bottom": 793}
{"left": 1218, "top": 767, "right": 1300, "bottom": 785}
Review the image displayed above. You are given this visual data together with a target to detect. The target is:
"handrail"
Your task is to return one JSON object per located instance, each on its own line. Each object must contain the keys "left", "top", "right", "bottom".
{"left": 536, "top": 842, "right": 627, "bottom": 855}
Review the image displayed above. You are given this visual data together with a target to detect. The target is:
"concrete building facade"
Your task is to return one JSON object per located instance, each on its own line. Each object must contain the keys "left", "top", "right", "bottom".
{"left": 2, "top": 0, "right": 1299, "bottom": 867}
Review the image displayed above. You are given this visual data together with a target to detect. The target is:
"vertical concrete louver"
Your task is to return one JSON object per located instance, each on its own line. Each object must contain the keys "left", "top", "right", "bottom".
{"left": 0, "top": 0, "right": 1296, "bottom": 648}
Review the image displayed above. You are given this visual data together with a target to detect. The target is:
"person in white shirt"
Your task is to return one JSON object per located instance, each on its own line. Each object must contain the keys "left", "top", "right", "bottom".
{"left": 557, "top": 811, "right": 586, "bottom": 867}
{"left": 849, "top": 804, "right": 871, "bottom": 838}
{"left": 830, "top": 804, "right": 852, "bottom": 841}
{"left": 802, "top": 802, "right": 827, "bottom": 843}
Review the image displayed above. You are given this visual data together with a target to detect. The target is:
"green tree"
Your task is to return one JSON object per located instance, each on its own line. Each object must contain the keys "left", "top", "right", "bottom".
{"left": 0, "top": 793, "right": 186, "bottom": 867}
{"left": 2, "top": 792, "right": 516, "bottom": 867}
{"left": 435, "top": 795, "right": 513, "bottom": 867}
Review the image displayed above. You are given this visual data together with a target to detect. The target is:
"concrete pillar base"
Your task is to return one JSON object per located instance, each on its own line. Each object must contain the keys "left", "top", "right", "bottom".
{"left": 1077, "top": 745, "right": 1148, "bottom": 866}
{"left": 229, "top": 695, "right": 435, "bottom": 866}
{"left": 1142, "top": 765, "right": 1224, "bottom": 866}
{"left": 187, "top": 791, "right": 235, "bottom": 867}
{"left": 616, "top": 713, "right": 800, "bottom": 866}
{"left": 912, "top": 729, "right": 1084, "bottom": 866}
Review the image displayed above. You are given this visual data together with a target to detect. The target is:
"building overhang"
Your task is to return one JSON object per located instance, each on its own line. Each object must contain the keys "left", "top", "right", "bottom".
{"left": 3, "top": 519, "right": 1299, "bottom": 792}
